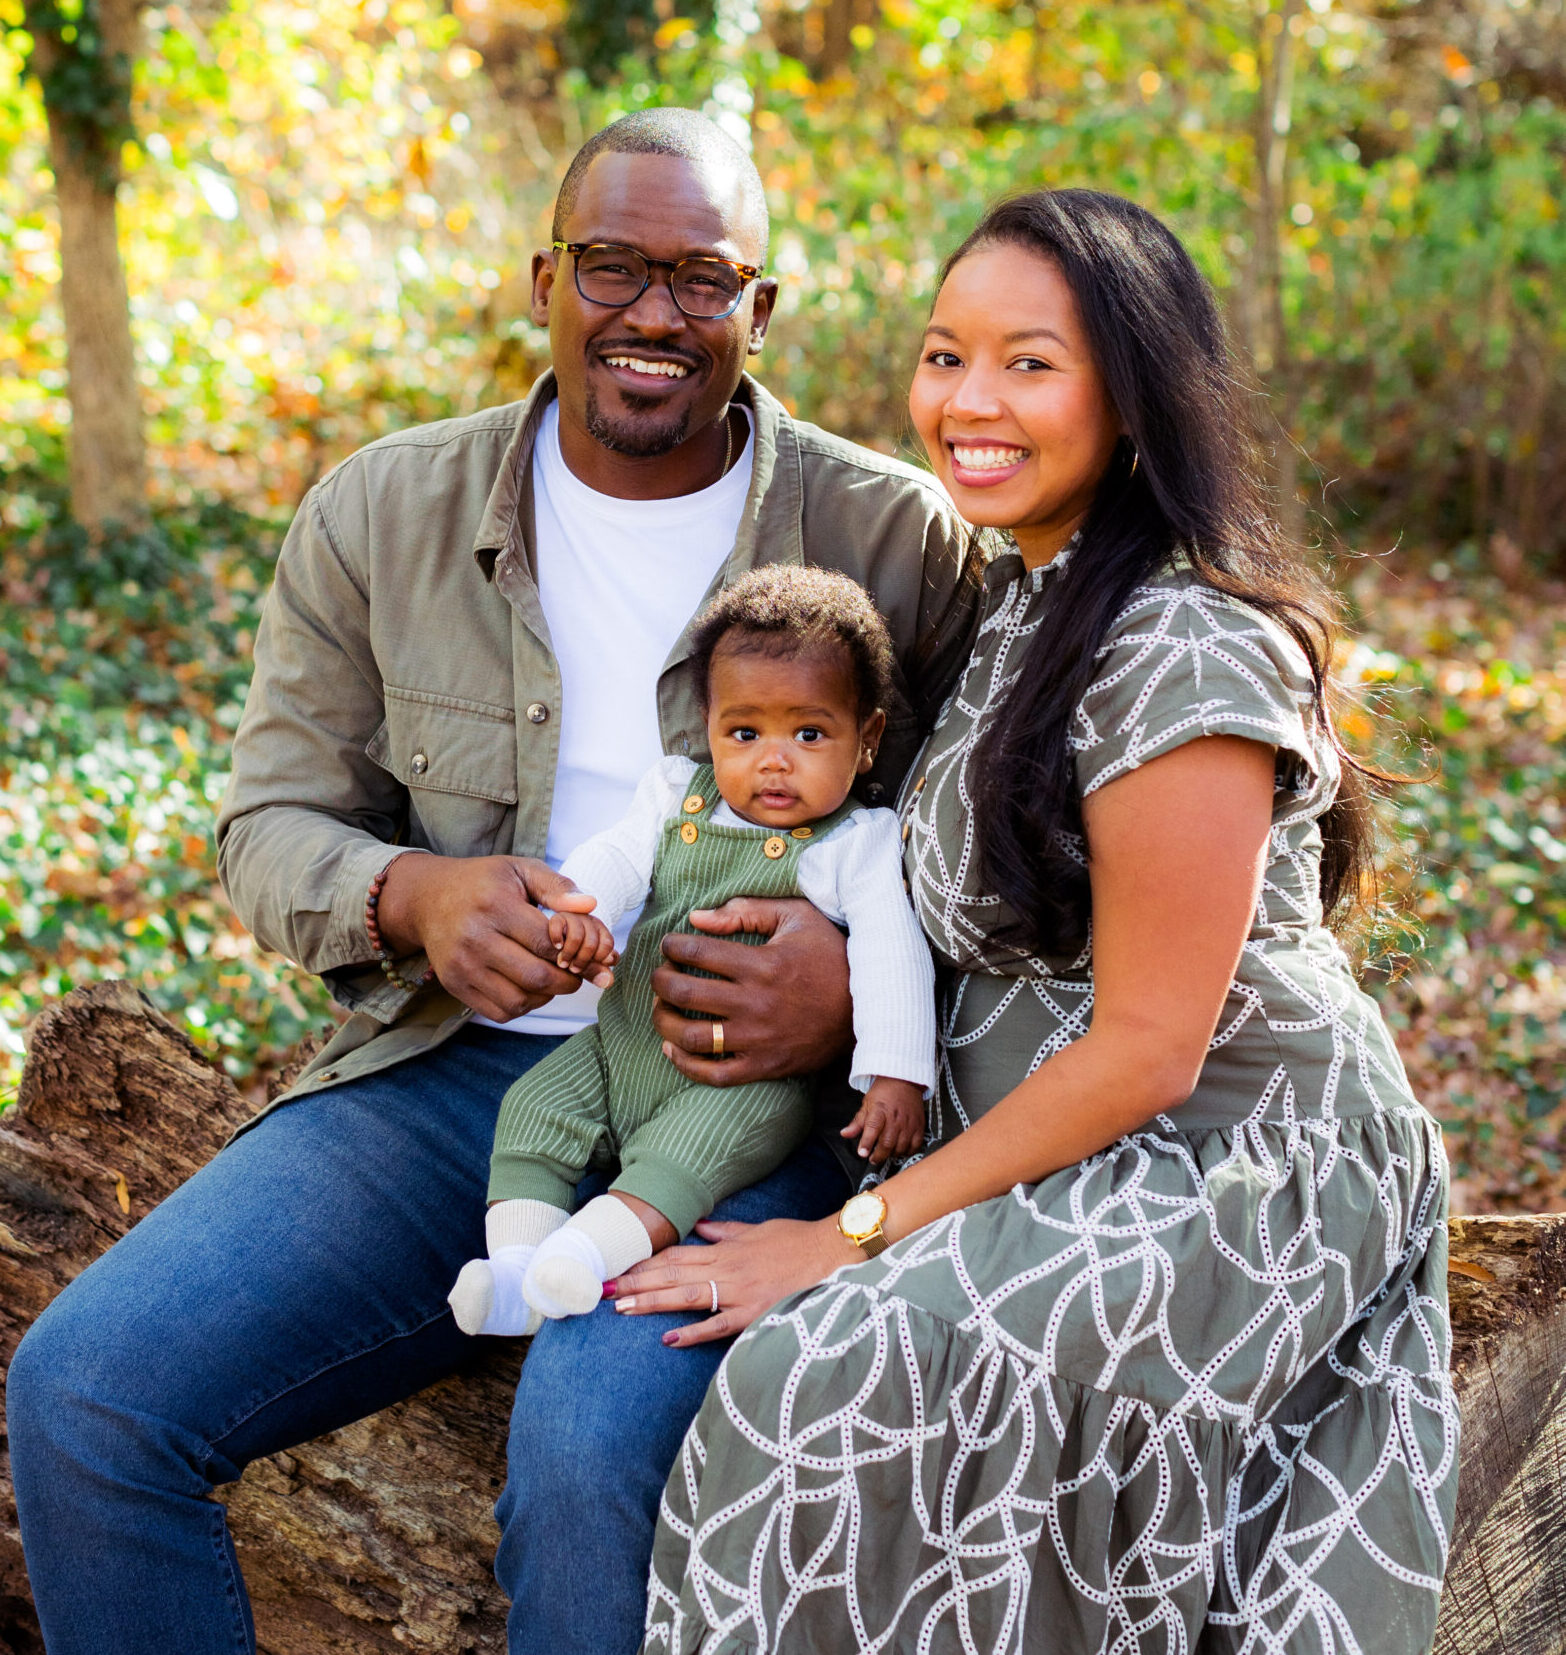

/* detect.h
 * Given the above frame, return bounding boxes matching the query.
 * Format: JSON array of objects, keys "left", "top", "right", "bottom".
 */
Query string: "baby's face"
[{"left": 705, "top": 642, "right": 883, "bottom": 830}]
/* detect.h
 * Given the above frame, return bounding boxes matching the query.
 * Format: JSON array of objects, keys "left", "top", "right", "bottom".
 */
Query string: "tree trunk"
[
  {"left": 2, "top": 982, "right": 1565, "bottom": 1651},
  {"left": 26, "top": 0, "right": 149, "bottom": 532},
  {"left": 0, "top": 982, "right": 515, "bottom": 1653},
  {"left": 1247, "top": 0, "right": 1306, "bottom": 546}
]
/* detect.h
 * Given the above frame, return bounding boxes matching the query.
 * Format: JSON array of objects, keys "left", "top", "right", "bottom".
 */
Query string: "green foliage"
[
  {"left": 0, "top": 455, "right": 332, "bottom": 1111},
  {"left": 0, "top": 0, "right": 1561, "bottom": 1205},
  {"left": 20, "top": 0, "right": 135, "bottom": 186},
  {"left": 1345, "top": 573, "right": 1566, "bottom": 1210},
  {"left": 565, "top": 0, "right": 717, "bottom": 85}
]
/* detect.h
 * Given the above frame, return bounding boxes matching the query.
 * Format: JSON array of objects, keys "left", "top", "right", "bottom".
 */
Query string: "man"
[{"left": 6, "top": 109, "right": 976, "bottom": 1654}]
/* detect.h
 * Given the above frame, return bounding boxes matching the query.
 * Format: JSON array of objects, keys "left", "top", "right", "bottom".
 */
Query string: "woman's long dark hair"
[{"left": 946, "top": 189, "right": 1379, "bottom": 955}]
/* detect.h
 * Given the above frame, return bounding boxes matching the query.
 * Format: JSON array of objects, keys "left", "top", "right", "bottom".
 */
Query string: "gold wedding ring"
[{"left": 710, "top": 1020, "right": 725, "bottom": 1058}]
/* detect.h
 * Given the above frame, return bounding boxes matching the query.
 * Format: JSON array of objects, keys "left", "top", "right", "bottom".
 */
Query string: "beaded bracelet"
[{"left": 365, "top": 862, "right": 436, "bottom": 992}]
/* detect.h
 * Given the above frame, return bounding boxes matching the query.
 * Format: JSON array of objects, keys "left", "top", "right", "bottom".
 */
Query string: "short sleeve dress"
[{"left": 640, "top": 551, "right": 1460, "bottom": 1655}]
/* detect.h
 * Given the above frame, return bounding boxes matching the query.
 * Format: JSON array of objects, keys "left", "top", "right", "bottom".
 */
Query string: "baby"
[{"left": 448, "top": 565, "right": 935, "bottom": 1336}]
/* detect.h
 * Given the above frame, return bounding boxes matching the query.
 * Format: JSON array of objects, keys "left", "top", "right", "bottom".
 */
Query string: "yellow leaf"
[
  {"left": 654, "top": 17, "right": 696, "bottom": 48},
  {"left": 114, "top": 1174, "right": 130, "bottom": 1215}
]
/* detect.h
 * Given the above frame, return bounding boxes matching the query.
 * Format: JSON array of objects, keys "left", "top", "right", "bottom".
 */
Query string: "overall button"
[
  {"left": 410, "top": 751, "right": 428, "bottom": 776},
  {"left": 763, "top": 836, "right": 787, "bottom": 859},
  {"left": 682, "top": 794, "right": 705, "bottom": 814},
  {"left": 526, "top": 701, "right": 550, "bottom": 724},
  {"left": 790, "top": 826, "right": 813, "bottom": 839},
  {"left": 680, "top": 821, "right": 699, "bottom": 845}
]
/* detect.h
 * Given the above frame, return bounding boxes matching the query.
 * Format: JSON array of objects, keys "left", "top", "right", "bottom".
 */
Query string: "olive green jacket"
[{"left": 216, "top": 371, "right": 980, "bottom": 1119}]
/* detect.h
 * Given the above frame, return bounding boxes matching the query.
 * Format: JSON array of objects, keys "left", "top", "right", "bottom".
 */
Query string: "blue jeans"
[{"left": 5, "top": 1026, "right": 849, "bottom": 1655}]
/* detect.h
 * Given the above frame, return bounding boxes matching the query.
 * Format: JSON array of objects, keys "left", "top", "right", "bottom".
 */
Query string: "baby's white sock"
[
  {"left": 448, "top": 1200, "right": 568, "bottom": 1336},
  {"left": 523, "top": 1195, "right": 655, "bottom": 1319}
]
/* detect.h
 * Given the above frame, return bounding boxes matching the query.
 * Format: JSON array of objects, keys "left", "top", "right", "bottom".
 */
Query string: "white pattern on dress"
[{"left": 640, "top": 562, "right": 1460, "bottom": 1655}]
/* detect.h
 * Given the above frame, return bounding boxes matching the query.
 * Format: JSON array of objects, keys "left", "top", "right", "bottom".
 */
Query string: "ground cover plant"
[
  {"left": 1, "top": 0, "right": 1562, "bottom": 1209},
  {"left": 2, "top": 469, "right": 1562, "bottom": 1210}
]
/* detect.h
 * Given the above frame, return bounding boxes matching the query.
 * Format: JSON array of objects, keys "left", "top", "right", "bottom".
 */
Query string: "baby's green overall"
[{"left": 488, "top": 767, "right": 857, "bottom": 1237}]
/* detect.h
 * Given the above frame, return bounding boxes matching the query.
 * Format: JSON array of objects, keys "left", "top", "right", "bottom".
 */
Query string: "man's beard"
[{"left": 584, "top": 384, "right": 692, "bottom": 458}]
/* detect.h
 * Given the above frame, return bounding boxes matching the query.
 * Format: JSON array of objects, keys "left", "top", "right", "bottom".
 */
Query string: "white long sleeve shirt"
[{"left": 560, "top": 755, "right": 937, "bottom": 1097}]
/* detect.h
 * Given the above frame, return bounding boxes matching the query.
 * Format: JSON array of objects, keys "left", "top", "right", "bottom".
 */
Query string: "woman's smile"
[{"left": 947, "top": 440, "right": 1031, "bottom": 486}]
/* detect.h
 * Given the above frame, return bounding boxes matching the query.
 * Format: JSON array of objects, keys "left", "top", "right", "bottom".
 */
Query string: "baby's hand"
[
  {"left": 547, "top": 909, "right": 617, "bottom": 985},
  {"left": 840, "top": 1077, "right": 926, "bottom": 1166}
]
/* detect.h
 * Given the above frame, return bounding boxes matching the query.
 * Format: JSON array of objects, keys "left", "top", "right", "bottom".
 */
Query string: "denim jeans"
[{"left": 5, "top": 1025, "right": 849, "bottom": 1655}]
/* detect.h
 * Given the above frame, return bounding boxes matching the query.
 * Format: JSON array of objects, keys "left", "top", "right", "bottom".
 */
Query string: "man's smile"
[{"left": 596, "top": 349, "right": 699, "bottom": 392}]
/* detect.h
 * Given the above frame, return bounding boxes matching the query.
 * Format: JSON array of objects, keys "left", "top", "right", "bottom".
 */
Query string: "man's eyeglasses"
[{"left": 552, "top": 241, "right": 761, "bottom": 321}]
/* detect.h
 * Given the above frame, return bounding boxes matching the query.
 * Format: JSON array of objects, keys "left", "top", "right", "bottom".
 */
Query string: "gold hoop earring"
[{"left": 1128, "top": 447, "right": 1140, "bottom": 478}]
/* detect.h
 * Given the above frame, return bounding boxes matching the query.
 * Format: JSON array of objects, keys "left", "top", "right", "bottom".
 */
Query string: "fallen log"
[
  {"left": 0, "top": 982, "right": 1562, "bottom": 1653},
  {"left": 0, "top": 981, "right": 516, "bottom": 1654}
]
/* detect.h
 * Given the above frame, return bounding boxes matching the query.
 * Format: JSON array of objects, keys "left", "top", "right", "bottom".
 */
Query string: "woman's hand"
[{"left": 610, "top": 1217, "right": 854, "bottom": 1348}]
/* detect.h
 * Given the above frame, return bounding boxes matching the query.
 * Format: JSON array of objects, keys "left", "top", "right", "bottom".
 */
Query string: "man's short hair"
[{"left": 551, "top": 108, "right": 769, "bottom": 260}]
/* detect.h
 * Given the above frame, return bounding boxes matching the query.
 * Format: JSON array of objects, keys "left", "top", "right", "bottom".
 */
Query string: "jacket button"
[
  {"left": 526, "top": 702, "right": 550, "bottom": 724},
  {"left": 410, "top": 752, "right": 428, "bottom": 776},
  {"left": 865, "top": 782, "right": 885, "bottom": 804}
]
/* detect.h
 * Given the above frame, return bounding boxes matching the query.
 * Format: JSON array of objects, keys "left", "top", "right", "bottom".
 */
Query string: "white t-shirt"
[{"left": 478, "top": 399, "right": 754, "bottom": 1036}]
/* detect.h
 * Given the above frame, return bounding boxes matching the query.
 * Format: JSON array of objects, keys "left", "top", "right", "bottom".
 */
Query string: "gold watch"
[{"left": 837, "top": 1191, "right": 890, "bottom": 1259}]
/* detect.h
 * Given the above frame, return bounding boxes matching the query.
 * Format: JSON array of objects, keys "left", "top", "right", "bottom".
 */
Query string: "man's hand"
[
  {"left": 841, "top": 1077, "right": 926, "bottom": 1165},
  {"left": 650, "top": 898, "right": 852, "bottom": 1087},
  {"left": 376, "top": 853, "right": 597, "bottom": 1021}
]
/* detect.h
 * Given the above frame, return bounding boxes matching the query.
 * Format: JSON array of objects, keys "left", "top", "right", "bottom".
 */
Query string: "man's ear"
[
  {"left": 531, "top": 248, "right": 557, "bottom": 327},
  {"left": 747, "top": 277, "right": 779, "bottom": 356},
  {"left": 856, "top": 707, "right": 888, "bottom": 774}
]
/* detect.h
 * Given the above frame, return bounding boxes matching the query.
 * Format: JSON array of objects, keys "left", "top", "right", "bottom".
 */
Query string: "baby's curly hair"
[{"left": 689, "top": 565, "right": 896, "bottom": 720}]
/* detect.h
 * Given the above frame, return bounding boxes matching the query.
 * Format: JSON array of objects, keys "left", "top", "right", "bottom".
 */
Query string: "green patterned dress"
[{"left": 641, "top": 550, "right": 1459, "bottom": 1655}]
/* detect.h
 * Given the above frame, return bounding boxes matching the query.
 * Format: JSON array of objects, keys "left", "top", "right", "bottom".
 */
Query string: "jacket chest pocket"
[{"left": 367, "top": 686, "right": 519, "bottom": 858}]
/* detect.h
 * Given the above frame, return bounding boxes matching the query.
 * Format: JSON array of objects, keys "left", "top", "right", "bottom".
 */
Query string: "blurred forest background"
[{"left": 0, "top": 0, "right": 1562, "bottom": 1211}]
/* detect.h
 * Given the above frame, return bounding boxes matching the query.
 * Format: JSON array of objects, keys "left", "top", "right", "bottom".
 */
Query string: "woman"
[{"left": 616, "top": 189, "right": 1459, "bottom": 1654}]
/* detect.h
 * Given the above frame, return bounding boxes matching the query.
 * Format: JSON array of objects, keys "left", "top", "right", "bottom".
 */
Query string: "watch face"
[{"left": 841, "top": 1193, "right": 886, "bottom": 1237}]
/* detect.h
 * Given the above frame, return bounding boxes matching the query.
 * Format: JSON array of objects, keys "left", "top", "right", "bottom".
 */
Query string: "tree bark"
[
  {"left": 2, "top": 982, "right": 1564, "bottom": 1651},
  {"left": 1437, "top": 1214, "right": 1566, "bottom": 1655},
  {"left": 1246, "top": 0, "right": 1306, "bottom": 546},
  {"left": 25, "top": 0, "right": 149, "bottom": 532}
]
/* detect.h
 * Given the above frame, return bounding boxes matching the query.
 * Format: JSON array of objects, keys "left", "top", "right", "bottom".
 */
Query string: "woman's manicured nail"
[
  {"left": 661, "top": 1331, "right": 679, "bottom": 1347},
  {"left": 615, "top": 1296, "right": 636, "bottom": 1312},
  {"left": 602, "top": 1280, "right": 617, "bottom": 1298}
]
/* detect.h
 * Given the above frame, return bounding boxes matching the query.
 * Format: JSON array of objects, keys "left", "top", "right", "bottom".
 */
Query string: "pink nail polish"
[
  {"left": 602, "top": 1280, "right": 617, "bottom": 1299},
  {"left": 661, "top": 1331, "right": 679, "bottom": 1347}
]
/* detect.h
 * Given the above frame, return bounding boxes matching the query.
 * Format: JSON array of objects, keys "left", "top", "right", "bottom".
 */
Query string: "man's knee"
[{"left": 6, "top": 1292, "right": 129, "bottom": 1475}]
